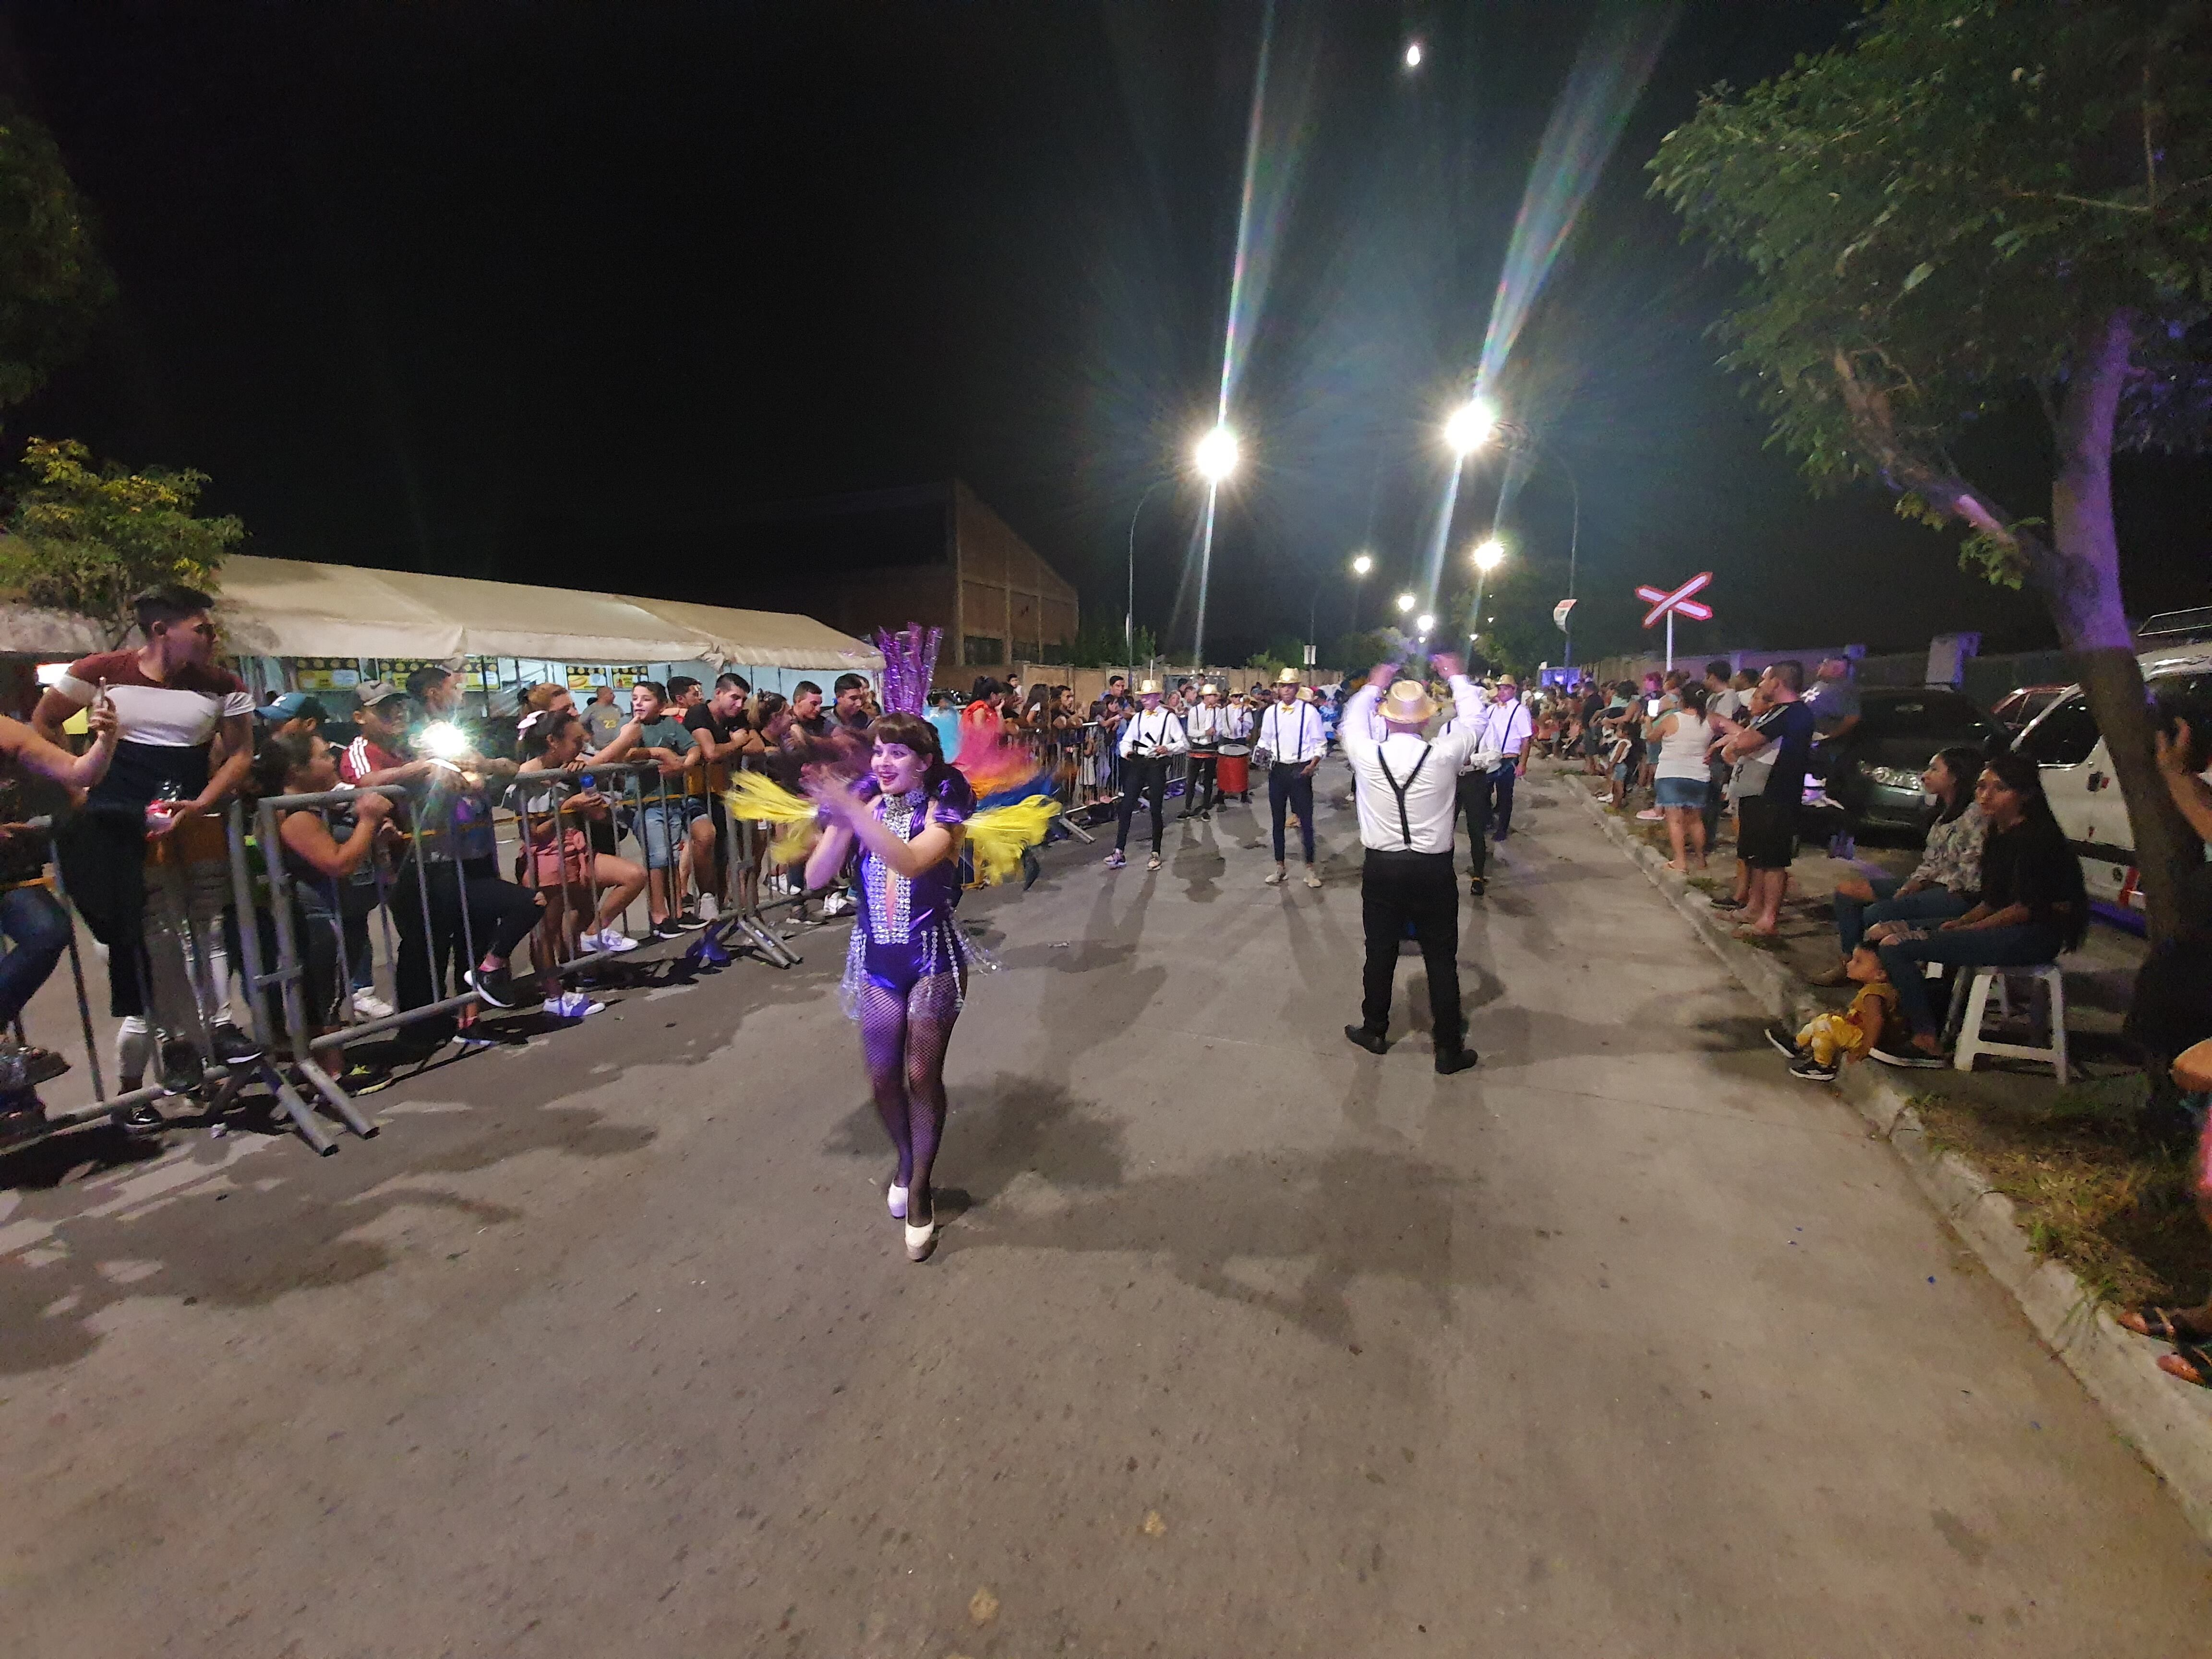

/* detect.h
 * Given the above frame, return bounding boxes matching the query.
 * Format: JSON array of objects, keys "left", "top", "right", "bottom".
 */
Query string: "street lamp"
[
  {"left": 1124, "top": 478, "right": 1171, "bottom": 671},
  {"left": 1194, "top": 424, "right": 1239, "bottom": 483},
  {"left": 1190, "top": 424, "right": 1240, "bottom": 669},
  {"left": 1349, "top": 552, "right": 1373, "bottom": 633},
  {"left": 1416, "top": 612, "right": 1435, "bottom": 635},
  {"left": 1472, "top": 537, "right": 1505, "bottom": 573},
  {"left": 1444, "top": 397, "right": 1496, "bottom": 457},
  {"left": 1443, "top": 402, "right": 1582, "bottom": 667},
  {"left": 1395, "top": 592, "right": 1416, "bottom": 615}
]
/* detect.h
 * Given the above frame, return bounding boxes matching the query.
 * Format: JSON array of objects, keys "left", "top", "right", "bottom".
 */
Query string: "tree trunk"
[{"left": 2042, "top": 309, "right": 2200, "bottom": 948}]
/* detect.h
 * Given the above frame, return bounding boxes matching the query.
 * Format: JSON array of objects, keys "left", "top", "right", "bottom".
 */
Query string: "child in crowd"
[{"left": 1768, "top": 947, "right": 1899, "bottom": 1082}]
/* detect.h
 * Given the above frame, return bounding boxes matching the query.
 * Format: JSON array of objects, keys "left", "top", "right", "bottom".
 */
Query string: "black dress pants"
[
  {"left": 1184, "top": 752, "right": 1219, "bottom": 815},
  {"left": 1456, "top": 771, "right": 1491, "bottom": 879},
  {"left": 1115, "top": 758, "right": 1168, "bottom": 853},
  {"left": 1358, "top": 850, "right": 1463, "bottom": 1048},
  {"left": 1268, "top": 764, "right": 1315, "bottom": 863}
]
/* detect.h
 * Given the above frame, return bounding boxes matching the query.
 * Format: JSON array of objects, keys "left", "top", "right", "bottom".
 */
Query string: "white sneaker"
[
  {"left": 350, "top": 989, "right": 394, "bottom": 1021},
  {"left": 696, "top": 894, "right": 720, "bottom": 922},
  {"left": 548, "top": 991, "right": 604, "bottom": 1021},
  {"left": 821, "top": 891, "right": 855, "bottom": 917},
  {"left": 589, "top": 926, "right": 640, "bottom": 954}
]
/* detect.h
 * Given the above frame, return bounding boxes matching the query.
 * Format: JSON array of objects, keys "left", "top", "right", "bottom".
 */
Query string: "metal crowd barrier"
[{"left": 0, "top": 751, "right": 821, "bottom": 1159}]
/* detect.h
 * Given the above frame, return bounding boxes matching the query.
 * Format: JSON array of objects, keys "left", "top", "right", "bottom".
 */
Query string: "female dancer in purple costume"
[{"left": 803, "top": 711, "right": 978, "bottom": 1262}]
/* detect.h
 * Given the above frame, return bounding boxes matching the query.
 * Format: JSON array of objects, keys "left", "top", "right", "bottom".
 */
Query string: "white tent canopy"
[{"left": 0, "top": 553, "right": 882, "bottom": 672}]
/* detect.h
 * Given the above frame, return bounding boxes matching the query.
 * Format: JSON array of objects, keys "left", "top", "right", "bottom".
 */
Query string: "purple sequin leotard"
[{"left": 839, "top": 784, "right": 975, "bottom": 1018}]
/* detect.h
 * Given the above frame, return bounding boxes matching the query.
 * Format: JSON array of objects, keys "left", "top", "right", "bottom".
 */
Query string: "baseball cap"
[
  {"left": 255, "top": 691, "right": 318, "bottom": 722},
  {"left": 354, "top": 679, "right": 409, "bottom": 708}
]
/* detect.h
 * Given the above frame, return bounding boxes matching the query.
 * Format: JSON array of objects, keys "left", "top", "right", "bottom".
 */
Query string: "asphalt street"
[{"left": 2, "top": 759, "right": 2206, "bottom": 1657}]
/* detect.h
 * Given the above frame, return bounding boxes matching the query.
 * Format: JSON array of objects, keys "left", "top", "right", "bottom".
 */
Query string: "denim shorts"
[
  {"left": 633, "top": 796, "right": 708, "bottom": 870},
  {"left": 1655, "top": 775, "right": 1708, "bottom": 808}
]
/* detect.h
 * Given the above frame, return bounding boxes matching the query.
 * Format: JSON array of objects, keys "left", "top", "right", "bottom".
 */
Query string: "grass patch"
[{"left": 1910, "top": 1076, "right": 2209, "bottom": 1308}]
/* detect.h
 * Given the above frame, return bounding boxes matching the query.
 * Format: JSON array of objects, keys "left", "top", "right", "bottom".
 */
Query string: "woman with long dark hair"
[
  {"left": 1811, "top": 745, "right": 1988, "bottom": 986},
  {"left": 803, "top": 711, "right": 980, "bottom": 1262},
  {"left": 1867, "top": 749, "right": 2086, "bottom": 1068}
]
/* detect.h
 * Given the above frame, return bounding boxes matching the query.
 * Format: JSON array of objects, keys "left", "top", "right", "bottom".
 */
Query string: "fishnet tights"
[{"left": 856, "top": 970, "right": 962, "bottom": 1224}]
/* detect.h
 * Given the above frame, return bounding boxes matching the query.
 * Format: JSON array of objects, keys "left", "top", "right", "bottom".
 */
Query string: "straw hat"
[
  {"left": 1275, "top": 666, "right": 1301, "bottom": 685},
  {"left": 1202, "top": 683, "right": 1220, "bottom": 696},
  {"left": 1138, "top": 679, "right": 1162, "bottom": 696},
  {"left": 1380, "top": 679, "right": 1436, "bottom": 724}
]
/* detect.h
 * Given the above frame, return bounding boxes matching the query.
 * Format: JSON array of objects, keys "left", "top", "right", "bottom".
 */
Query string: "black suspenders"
[{"left": 1376, "top": 743, "right": 1433, "bottom": 848}]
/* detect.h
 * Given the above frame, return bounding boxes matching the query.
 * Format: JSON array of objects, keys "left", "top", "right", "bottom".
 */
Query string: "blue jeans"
[
  {"left": 632, "top": 797, "right": 707, "bottom": 872},
  {"left": 1836, "top": 878, "right": 1971, "bottom": 956},
  {"left": 0, "top": 885, "right": 71, "bottom": 1029},
  {"left": 1877, "top": 924, "right": 2063, "bottom": 1039}
]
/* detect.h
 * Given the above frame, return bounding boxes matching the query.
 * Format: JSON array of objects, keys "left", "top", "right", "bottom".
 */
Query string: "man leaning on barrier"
[
  {"left": 0, "top": 695, "right": 120, "bottom": 1138},
  {"left": 34, "top": 583, "right": 264, "bottom": 1124}
]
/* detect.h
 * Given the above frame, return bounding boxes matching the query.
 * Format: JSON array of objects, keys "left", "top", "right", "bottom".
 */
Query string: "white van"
[{"left": 2012, "top": 629, "right": 2212, "bottom": 915}]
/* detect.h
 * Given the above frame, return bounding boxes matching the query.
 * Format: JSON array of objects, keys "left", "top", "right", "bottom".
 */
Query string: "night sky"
[{"left": 2, "top": 1, "right": 2205, "bottom": 668}]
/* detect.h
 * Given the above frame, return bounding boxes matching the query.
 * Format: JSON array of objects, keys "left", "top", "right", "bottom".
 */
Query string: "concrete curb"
[{"left": 1560, "top": 773, "right": 2212, "bottom": 1545}]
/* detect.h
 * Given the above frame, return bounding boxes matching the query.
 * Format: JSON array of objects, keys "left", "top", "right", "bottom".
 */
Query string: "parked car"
[
  {"left": 2014, "top": 650, "right": 2212, "bottom": 916},
  {"left": 1820, "top": 686, "right": 2006, "bottom": 838},
  {"left": 1989, "top": 683, "right": 2070, "bottom": 733}
]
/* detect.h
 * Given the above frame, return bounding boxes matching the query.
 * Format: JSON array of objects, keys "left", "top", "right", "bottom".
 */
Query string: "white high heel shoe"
[
  {"left": 887, "top": 1182, "right": 909, "bottom": 1220},
  {"left": 904, "top": 1217, "right": 938, "bottom": 1262}
]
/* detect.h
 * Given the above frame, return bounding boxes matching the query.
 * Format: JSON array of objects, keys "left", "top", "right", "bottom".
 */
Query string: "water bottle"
[{"left": 144, "top": 778, "right": 185, "bottom": 836}]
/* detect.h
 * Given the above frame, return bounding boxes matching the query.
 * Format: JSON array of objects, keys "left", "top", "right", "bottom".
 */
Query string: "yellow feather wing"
[
  {"left": 964, "top": 795, "right": 1060, "bottom": 886},
  {"left": 721, "top": 772, "right": 821, "bottom": 866}
]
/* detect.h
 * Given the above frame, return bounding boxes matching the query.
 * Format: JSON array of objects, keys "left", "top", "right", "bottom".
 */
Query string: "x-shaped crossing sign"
[{"left": 1637, "top": 571, "right": 1714, "bottom": 630}]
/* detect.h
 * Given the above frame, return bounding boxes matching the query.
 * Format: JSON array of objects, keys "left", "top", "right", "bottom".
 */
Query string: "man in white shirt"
[
  {"left": 1467, "top": 676, "right": 1534, "bottom": 847},
  {"left": 1339, "top": 655, "right": 1495, "bottom": 1074},
  {"left": 1106, "top": 680, "right": 1188, "bottom": 872},
  {"left": 1219, "top": 690, "right": 1254, "bottom": 802},
  {"left": 1179, "top": 684, "right": 1233, "bottom": 820},
  {"left": 1257, "top": 667, "right": 1329, "bottom": 888}
]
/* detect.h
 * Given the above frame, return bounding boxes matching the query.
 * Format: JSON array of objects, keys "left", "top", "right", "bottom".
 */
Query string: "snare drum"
[{"left": 1215, "top": 744, "right": 1251, "bottom": 796}]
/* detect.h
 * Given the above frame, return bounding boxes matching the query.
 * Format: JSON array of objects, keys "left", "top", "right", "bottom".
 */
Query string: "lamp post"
[
  {"left": 1350, "top": 551, "right": 1373, "bottom": 635},
  {"left": 1443, "top": 403, "right": 1582, "bottom": 666},
  {"left": 1125, "top": 477, "right": 1171, "bottom": 674},
  {"left": 1191, "top": 424, "right": 1239, "bottom": 671}
]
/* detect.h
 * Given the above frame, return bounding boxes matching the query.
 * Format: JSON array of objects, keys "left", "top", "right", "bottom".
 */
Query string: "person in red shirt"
[{"left": 33, "top": 584, "right": 260, "bottom": 1121}]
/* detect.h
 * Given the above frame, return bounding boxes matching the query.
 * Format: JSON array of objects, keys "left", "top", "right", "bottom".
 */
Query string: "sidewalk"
[{"left": 1561, "top": 762, "right": 2212, "bottom": 1543}]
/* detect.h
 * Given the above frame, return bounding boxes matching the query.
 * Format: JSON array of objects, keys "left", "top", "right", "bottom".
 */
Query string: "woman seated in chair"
[{"left": 1864, "top": 749, "right": 2085, "bottom": 1069}]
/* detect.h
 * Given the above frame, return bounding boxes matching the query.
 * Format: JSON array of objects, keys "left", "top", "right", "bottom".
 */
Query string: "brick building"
[{"left": 729, "top": 481, "right": 1077, "bottom": 687}]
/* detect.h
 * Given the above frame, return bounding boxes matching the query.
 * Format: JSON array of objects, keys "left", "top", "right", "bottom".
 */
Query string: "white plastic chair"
[{"left": 1946, "top": 963, "right": 2068, "bottom": 1084}]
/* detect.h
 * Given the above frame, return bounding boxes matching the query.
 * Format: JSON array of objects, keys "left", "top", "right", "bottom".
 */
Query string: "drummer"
[
  {"left": 1219, "top": 686, "right": 1254, "bottom": 804},
  {"left": 1179, "top": 683, "right": 1233, "bottom": 820}
]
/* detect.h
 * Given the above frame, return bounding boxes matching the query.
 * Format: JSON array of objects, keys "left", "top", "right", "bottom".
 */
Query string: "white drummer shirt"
[
  {"left": 1118, "top": 706, "right": 1190, "bottom": 759},
  {"left": 1186, "top": 703, "right": 1234, "bottom": 746},
  {"left": 1256, "top": 698, "right": 1327, "bottom": 767}
]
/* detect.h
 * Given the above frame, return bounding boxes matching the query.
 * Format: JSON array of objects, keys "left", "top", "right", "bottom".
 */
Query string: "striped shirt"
[{"left": 57, "top": 650, "right": 251, "bottom": 813}]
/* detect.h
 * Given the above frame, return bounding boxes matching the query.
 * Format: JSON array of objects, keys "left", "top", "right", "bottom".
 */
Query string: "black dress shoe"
[
  {"left": 1434, "top": 1047, "right": 1480, "bottom": 1075},
  {"left": 1344, "top": 1024, "right": 1390, "bottom": 1055}
]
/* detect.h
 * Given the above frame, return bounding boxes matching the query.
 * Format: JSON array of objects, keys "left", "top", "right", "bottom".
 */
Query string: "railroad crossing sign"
[
  {"left": 1633, "top": 572, "right": 1715, "bottom": 670},
  {"left": 1637, "top": 571, "right": 1714, "bottom": 629},
  {"left": 1551, "top": 598, "right": 1577, "bottom": 631}
]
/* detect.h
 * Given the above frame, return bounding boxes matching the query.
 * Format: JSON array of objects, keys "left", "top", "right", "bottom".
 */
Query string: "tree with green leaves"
[
  {"left": 0, "top": 101, "right": 113, "bottom": 411},
  {"left": 1651, "top": 0, "right": 2212, "bottom": 940},
  {"left": 3, "top": 439, "right": 243, "bottom": 646}
]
